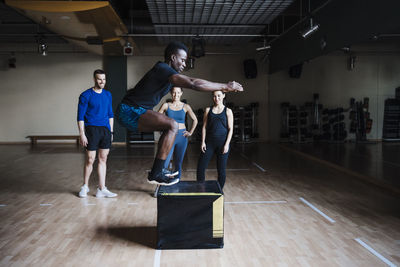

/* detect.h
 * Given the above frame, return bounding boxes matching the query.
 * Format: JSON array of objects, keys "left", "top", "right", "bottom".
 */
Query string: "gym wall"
[
  {"left": 127, "top": 49, "right": 269, "bottom": 141},
  {"left": 268, "top": 43, "right": 400, "bottom": 141},
  {"left": 0, "top": 53, "right": 102, "bottom": 142},
  {"left": 0, "top": 45, "right": 270, "bottom": 142}
]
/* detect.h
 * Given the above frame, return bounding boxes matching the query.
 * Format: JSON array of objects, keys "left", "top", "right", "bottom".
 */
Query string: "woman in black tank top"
[{"left": 196, "top": 91, "right": 234, "bottom": 189}]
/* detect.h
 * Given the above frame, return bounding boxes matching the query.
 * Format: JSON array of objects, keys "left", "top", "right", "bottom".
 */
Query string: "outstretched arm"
[{"left": 169, "top": 74, "right": 243, "bottom": 93}]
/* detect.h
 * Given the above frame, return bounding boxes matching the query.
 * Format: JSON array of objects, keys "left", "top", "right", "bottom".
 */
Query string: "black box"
[{"left": 157, "top": 181, "right": 224, "bottom": 249}]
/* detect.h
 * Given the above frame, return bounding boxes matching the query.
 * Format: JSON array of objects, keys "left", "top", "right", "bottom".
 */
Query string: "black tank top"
[{"left": 206, "top": 106, "right": 228, "bottom": 138}]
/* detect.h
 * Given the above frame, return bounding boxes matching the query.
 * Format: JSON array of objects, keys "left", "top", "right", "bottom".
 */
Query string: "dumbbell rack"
[
  {"left": 382, "top": 98, "right": 400, "bottom": 141},
  {"left": 349, "top": 97, "right": 374, "bottom": 143},
  {"left": 233, "top": 103, "right": 259, "bottom": 143}
]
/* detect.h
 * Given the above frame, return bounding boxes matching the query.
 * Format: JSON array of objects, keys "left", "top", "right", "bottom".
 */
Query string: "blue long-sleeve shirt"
[{"left": 77, "top": 88, "right": 113, "bottom": 130}]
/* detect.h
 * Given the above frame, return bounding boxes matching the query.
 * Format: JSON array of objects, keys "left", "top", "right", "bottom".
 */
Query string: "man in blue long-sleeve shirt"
[{"left": 77, "top": 69, "right": 117, "bottom": 198}]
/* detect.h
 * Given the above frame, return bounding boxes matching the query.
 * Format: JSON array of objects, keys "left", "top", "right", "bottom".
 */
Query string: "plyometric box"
[{"left": 157, "top": 181, "right": 224, "bottom": 249}]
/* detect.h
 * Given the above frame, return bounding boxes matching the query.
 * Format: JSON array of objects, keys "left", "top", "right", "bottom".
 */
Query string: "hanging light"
[
  {"left": 256, "top": 38, "right": 271, "bottom": 51},
  {"left": 301, "top": 17, "right": 320, "bottom": 38}
]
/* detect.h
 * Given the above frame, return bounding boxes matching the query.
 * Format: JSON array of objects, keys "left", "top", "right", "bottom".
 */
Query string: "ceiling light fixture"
[
  {"left": 256, "top": 38, "right": 271, "bottom": 51},
  {"left": 256, "top": 45, "right": 271, "bottom": 51},
  {"left": 300, "top": 0, "right": 320, "bottom": 39},
  {"left": 301, "top": 17, "right": 319, "bottom": 38}
]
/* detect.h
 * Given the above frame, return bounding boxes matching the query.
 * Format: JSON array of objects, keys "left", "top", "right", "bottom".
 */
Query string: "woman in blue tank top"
[
  {"left": 158, "top": 87, "right": 198, "bottom": 179},
  {"left": 196, "top": 90, "right": 234, "bottom": 189}
]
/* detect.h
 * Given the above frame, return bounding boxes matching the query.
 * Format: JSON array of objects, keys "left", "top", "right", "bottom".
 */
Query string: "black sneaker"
[{"left": 148, "top": 169, "right": 179, "bottom": 186}]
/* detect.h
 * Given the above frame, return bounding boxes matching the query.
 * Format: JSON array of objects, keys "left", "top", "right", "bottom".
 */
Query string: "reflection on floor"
[
  {"left": 281, "top": 142, "right": 400, "bottom": 191},
  {"left": 0, "top": 143, "right": 399, "bottom": 266}
]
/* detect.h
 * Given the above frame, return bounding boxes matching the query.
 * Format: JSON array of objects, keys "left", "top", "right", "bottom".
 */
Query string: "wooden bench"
[{"left": 26, "top": 135, "right": 80, "bottom": 146}]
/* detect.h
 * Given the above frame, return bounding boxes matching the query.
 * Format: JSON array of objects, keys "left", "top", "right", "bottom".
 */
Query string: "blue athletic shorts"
[{"left": 116, "top": 103, "right": 147, "bottom": 132}]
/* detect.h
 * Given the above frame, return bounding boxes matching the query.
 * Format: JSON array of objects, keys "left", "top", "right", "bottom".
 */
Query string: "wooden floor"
[
  {"left": 0, "top": 143, "right": 399, "bottom": 266},
  {"left": 283, "top": 142, "right": 400, "bottom": 190}
]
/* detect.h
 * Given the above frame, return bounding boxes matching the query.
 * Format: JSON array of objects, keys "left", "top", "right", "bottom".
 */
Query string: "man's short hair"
[
  {"left": 93, "top": 69, "right": 105, "bottom": 78},
  {"left": 164, "top": 41, "right": 188, "bottom": 62}
]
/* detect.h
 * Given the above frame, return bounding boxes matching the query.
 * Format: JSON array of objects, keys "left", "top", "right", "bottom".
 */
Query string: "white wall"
[
  {"left": 0, "top": 45, "right": 270, "bottom": 142},
  {"left": 268, "top": 45, "right": 400, "bottom": 141},
  {"left": 127, "top": 50, "right": 269, "bottom": 140},
  {"left": 0, "top": 53, "right": 102, "bottom": 142}
]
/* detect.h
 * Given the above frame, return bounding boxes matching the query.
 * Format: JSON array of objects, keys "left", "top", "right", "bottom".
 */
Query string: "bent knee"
[{"left": 168, "top": 120, "right": 179, "bottom": 134}]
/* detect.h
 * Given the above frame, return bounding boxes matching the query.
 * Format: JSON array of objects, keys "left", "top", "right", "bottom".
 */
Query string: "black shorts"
[{"left": 85, "top": 126, "right": 111, "bottom": 151}]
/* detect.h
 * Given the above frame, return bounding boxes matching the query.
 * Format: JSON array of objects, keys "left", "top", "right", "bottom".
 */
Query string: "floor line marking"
[
  {"left": 299, "top": 197, "right": 335, "bottom": 223},
  {"left": 252, "top": 162, "right": 266, "bottom": 172},
  {"left": 355, "top": 238, "right": 397, "bottom": 267},
  {"left": 226, "top": 201, "right": 287, "bottom": 204},
  {"left": 153, "top": 249, "right": 161, "bottom": 267},
  {"left": 127, "top": 202, "right": 138, "bottom": 205},
  {"left": 84, "top": 203, "right": 96, "bottom": 206},
  {"left": 40, "top": 203, "right": 52, "bottom": 206}
]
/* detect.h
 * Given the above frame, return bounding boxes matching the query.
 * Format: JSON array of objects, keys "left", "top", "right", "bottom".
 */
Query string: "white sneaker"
[
  {"left": 96, "top": 187, "right": 117, "bottom": 198},
  {"left": 79, "top": 185, "right": 89, "bottom": 198}
]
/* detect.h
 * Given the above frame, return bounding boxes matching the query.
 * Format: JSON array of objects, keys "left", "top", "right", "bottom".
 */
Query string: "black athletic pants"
[{"left": 196, "top": 136, "right": 230, "bottom": 189}]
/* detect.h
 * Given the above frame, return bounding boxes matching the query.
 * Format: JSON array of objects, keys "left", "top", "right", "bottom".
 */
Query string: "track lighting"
[{"left": 301, "top": 18, "right": 319, "bottom": 38}]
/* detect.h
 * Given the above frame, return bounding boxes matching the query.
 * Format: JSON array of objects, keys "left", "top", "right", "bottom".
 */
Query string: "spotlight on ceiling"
[
  {"left": 38, "top": 40, "right": 48, "bottom": 56},
  {"left": 301, "top": 18, "right": 320, "bottom": 38},
  {"left": 191, "top": 37, "right": 205, "bottom": 58}
]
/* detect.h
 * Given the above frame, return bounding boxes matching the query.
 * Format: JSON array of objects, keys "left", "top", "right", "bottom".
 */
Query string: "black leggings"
[{"left": 196, "top": 136, "right": 230, "bottom": 189}]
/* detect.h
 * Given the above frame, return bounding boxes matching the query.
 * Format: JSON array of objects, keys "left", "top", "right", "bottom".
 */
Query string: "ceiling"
[{"left": 0, "top": 0, "right": 305, "bottom": 55}]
